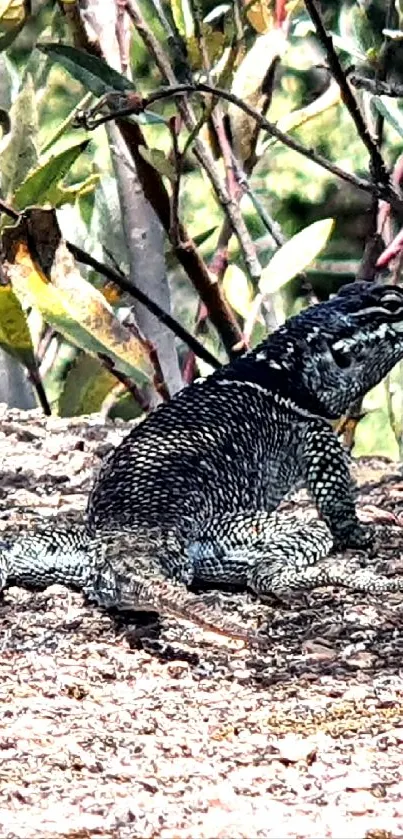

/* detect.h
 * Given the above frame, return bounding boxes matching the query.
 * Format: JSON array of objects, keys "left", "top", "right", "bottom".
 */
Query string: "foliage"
[{"left": 0, "top": 0, "right": 402, "bottom": 456}]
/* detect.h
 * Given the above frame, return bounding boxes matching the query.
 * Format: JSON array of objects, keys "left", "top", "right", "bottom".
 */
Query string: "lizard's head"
[{"left": 289, "top": 281, "right": 403, "bottom": 418}]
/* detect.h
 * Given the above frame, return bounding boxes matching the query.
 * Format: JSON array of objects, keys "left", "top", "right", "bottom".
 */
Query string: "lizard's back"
[{"left": 87, "top": 377, "right": 301, "bottom": 538}]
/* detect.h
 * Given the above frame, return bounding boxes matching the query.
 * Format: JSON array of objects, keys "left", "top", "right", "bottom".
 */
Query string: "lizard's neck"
[{"left": 211, "top": 330, "right": 319, "bottom": 412}]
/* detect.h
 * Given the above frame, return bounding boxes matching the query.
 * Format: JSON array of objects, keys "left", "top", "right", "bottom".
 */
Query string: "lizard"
[{"left": 2, "top": 280, "right": 403, "bottom": 646}]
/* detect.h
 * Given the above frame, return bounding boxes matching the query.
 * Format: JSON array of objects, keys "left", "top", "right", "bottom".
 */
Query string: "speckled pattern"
[{"left": 2, "top": 282, "right": 403, "bottom": 640}]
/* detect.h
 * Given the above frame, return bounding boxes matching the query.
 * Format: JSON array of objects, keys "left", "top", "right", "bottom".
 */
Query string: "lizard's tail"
[
  {"left": 0, "top": 528, "right": 266, "bottom": 649},
  {"left": 91, "top": 533, "right": 267, "bottom": 648},
  {"left": 116, "top": 575, "right": 267, "bottom": 648},
  {"left": 0, "top": 527, "right": 95, "bottom": 593}
]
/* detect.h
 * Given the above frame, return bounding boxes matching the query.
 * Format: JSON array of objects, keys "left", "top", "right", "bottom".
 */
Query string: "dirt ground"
[{"left": 1, "top": 405, "right": 403, "bottom": 839}]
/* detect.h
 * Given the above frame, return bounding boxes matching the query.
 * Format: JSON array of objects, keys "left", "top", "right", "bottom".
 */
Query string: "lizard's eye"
[
  {"left": 380, "top": 289, "right": 403, "bottom": 313},
  {"left": 330, "top": 340, "right": 353, "bottom": 369}
]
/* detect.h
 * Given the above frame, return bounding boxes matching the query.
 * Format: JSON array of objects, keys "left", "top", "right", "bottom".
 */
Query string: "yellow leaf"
[
  {"left": 245, "top": 0, "right": 274, "bottom": 34},
  {"left": 223, "top": 264, "right": 253, "bottom": 317},
  {"left": 170, "top": 0, "right": 194, "bottom": 38},
  {"left": 187, "top": 26, "right": 226, "bottom": 69},
  {"left": 9, "top": 242, "right": 152, "bottom": 385},
  {"left": 229, "top": 29, "right": 288, "bottom": 162},
  {"left": 0, "top": 282, "right": 35, "bottom": 368},
  {"left": 2, "top": 210, "right": 153, "bottom": 387},
  {"left": 0, "top": 0, "right": 26, "bottom": 30},
  {"left": 259, "top": 218, "right": 335, "bottom": 295}
]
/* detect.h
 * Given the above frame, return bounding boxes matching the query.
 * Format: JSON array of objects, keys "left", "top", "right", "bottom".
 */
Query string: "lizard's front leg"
[{"left": 300, "top": 420, "right": 373, "bottom": 550}]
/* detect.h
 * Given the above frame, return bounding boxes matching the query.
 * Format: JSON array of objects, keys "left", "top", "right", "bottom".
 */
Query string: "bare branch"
[
  {"left": 82, "top": 84, "right": 403, "bottom": 213},
  {"left": 125, "top": 0, "right": 263, "bottom": 285}
]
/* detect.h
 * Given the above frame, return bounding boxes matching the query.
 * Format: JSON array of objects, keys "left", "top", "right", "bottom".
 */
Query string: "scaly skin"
[{"left": 2, "top": 282, "right": 403, "bottom": 644}]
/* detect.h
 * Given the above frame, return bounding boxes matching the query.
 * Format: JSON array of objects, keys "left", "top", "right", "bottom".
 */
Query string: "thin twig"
[
  {"left": 141, "top": 338, "right": 171, "bottom": 403},
  {"left": 376, "top": 227, "right": 403, "bottom": 269},
  {"left": 116, "top": 0, "right": 131, "bottom": 77},
  {"left": 304, "top": 0, "right": 390, "bottom": 190},
  {"left": 190, "top": 0, "right": 237, "bottom": 195},
  {"left": 357, "top": 0, "right": 396, "bottom": 282},
  {"left": 350, "top": 76, "right": 403, "bottom": 98},
  {"left": 242, "top": 49, "right": 283, "bottom": 177},
  {"left": 0, "top": 198, "right": 19, "bottom": 220},
  {"left": 67, "top": 242, "right": 222, "bottom": 369},
  {"left": 149, "top": 0, "right": 191, "bottom": 82},
  {"left": 233, "top": 157, "right": 286, "bottom": 246},
  {"left": 167, "top": 115, "right": 184, "bottom": 247},
  {"left": 98, "top": 351, "right": 149, "bottom": 409},
  {"left": 27, "top": 368, "right": 52, "bottom": 416},
  {"left": 168, "top": 112, "right": 208, "bottom": 247}
]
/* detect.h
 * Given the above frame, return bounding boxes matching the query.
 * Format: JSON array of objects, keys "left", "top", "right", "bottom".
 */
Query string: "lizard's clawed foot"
[{"left": 331, "top": 522, "right": 376, "bottom": 554}]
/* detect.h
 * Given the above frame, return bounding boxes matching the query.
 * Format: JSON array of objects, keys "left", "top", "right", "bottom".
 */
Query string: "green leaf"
[
  {"left": 170, "top": 0, "right": 194, "bottom": 38},
  {"left": 0, "top": 25, "right": 20, "bottom": 50},
  {"left": 0, "top": 283, "right": 36, "bottom": 369},
  {"left": 138, "top": 146, "right": 176, "bottom": 181},
  {"left": 48, "top": 173, "right": 99, "bottom": 208},
  {"left": 13, "top": 140, "right": 90, "bottom": 210},
  {"left": 187, "top": 26, "right": 226, "bottom": 70},
  {"left": 38, "top": 44, "right": 164, "bottom": 126},
  {"left": 38, "top": 43, "right": 134, "bottom": 97},
  {"left": 40, "top": 91, "right": 92, "bottom": 156},
  {"left": 107, "top": 389, "right": 144, "bottom": 421},
  {"left": 193, "top": 225, "right": 218, "bottom": 247},
  {"left": 223, "top": 264, "right": 253, "bottom": 317},
  {"left": 58, "top": 354, "right": 117, "bottom": 417},
  {"left": 2, "top": 74, "right": 38, "bottom": 199},
  {"left": 371, "top": 96, "right": 403, "bottom": 139},
  {"left": 259, "top": 218, "right": 335, "bottom": 295}
]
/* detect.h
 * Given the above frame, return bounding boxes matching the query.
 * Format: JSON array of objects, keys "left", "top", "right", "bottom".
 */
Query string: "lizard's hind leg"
[
  {"left": 188, "top": 512, "right": 403, "bottom": 598},
  {"left": 188, "top": 512, "right": 333, "bottom": 595}
]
